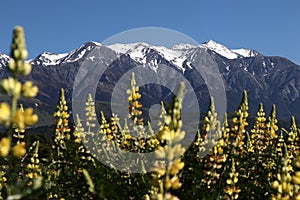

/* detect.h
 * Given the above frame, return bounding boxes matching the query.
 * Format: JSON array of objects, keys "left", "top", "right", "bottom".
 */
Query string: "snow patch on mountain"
[
  {"left": 232, "top": 48, "right": 258, "bottom": 58},
  {"left": 152, "top": 46, "right": 183, "bottom": 61},
  {"left": 108, "top": 42, "right": 193, "bottom": 72},
  {"left": 44, "top": 52, "right": 68, "bottom": 61},
  {"left": 108, "top": 43, "right": 150, "bottom": 55},
  {"left": 171, "top": 56, "right": 187, "bottom": 72},
  {"left": 108, "top": 42, "right": 186, "bottom": 61},
  {"left": 66, "top": 48, "right": 87, "bottom": 62},
  {"left": 171, "top": 43, "right": 197, "bottom": 50},
  {"left": 30, "top": 52, "right": 68, "bottom": 66},
  {"left": 200, "top": 40, "right": 240, "bottom": 59},
  {"left": 0, "top": 53, "right": 10, "bottom": 68},
  {"left": 0, "top": 53, "right": 10, "bottom": 60},
  {"left": 91, "top": 41, "right": 102, "bottom": 46},
  {"left": 128, "top": 43, "right": 152, "bottom": 63}
]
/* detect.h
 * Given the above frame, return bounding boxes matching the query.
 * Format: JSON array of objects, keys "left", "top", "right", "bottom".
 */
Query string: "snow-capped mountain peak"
[
  {"left": 30, "top": 42, "right": 103, "bottom": 66},
  {"left": 107, "top": 41, "right": 264, "bottom": 73},
  {"left": 32, "top": 52, "right": 69, "bottom": 66},
  {"left": 199, "top": 40, "right": 260, "bottom": 59},
  {"left": 171, "top": 43, "right": 197, "bottom": 50},
  {"left": 22, "top": 40, "right": 264, "bottom": 68},
  {"left": 200, "top": 40, "right": 240, "bottom": 59},
  {"left": 90, "top": 41, "right": 102, "bottom": 46},
  {"left": 108, "top": 42, "right": 150, "bottom": 55},
  {"left": 108, "top": 42, "right": 191, "bottom": 72}
]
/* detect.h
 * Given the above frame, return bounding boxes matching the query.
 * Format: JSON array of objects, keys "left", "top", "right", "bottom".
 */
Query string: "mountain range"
[{"left": 0, "top": 40, "right": 299, "bottom": 128}]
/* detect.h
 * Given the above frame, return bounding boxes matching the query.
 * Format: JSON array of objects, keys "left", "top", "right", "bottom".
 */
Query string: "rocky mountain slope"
[{"left": 0, "top": 40, "right": 299, "bottom": 125}]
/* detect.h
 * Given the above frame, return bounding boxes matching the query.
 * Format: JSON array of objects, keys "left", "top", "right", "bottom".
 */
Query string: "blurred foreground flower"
[
  {"left": 22, "top": 81, "right": 38, "bottom": 98},
  {"left": 0, "top": 138, "right": 10, "bottom": 157},
  {"left": 12, "top": 142, "right": 26, "bottom": 158},
  {"left": 14, "top": 107, "right": 38, "bottom": 130},
  {"left": 0, "top": 103, "right": 11, "bottom": 126}
]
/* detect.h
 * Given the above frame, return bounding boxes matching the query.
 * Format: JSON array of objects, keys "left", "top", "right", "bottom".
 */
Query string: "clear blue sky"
[{"left": 0, "top": 0, "right": 299, "bottom": 64}]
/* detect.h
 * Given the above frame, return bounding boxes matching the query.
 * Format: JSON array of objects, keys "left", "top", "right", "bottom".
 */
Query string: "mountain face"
[{"left": 0, "top": 40, "right": 299, "bottom": 125}]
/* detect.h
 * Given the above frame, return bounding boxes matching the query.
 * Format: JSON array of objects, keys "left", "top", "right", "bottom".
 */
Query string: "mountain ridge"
[
  {"left": 0, "top": 40, "right": 264, "bottom": 68},
  {"left": 0, "top": 40, "right": 299, "bottom": 124}
]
